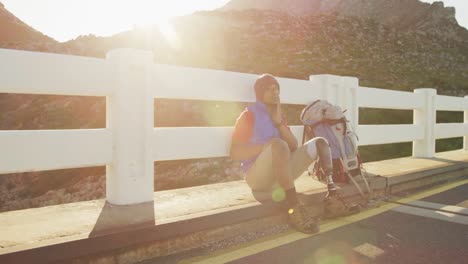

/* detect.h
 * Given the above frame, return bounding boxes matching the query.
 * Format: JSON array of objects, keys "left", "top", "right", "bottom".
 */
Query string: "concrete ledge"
[
  {"left": 1, "top": 150, "right": 467, "bottom": 263},
  {"left": 365, "top": 150, "right": 468, "bottom": 194},
  {"left": 0, "top": 175, "right": 330, "bottom": 264}
]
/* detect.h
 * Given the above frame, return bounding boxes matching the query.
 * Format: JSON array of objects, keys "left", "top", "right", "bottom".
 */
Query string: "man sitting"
[{"left": 230, "top": 73, "right": 337, "bottom": 234}]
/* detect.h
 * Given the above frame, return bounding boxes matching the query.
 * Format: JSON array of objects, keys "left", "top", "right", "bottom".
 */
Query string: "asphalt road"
[
  {"left": 228, "top": 182, "right": 468, "bottom": 264},
  {"left": 176, "top": 180, "right": 468, "bottom": 264}
]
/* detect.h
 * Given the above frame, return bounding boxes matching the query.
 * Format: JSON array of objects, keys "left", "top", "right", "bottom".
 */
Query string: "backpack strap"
[
  {"left": 302, "top": 125, "right": 307, "bottom": 145},
  {"left": 302, "top": 124, "right": 317, "bottom": 144},
  {"left": 300, "top": 100, "right": 321, "bottom": 123}
]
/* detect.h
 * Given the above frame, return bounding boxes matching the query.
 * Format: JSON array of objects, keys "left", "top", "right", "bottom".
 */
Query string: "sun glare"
[
  {"left": 84, "top": 0, "right": 181, "bottom": 47},
  {"left": 101, "top": 0, "right": 181, "bottom": 47},
  {"left": 1, "top": 0, "right": 231, "bottom": 42},
  {"left": 157, "top": 20, "right": 179, "bottom": 48}
]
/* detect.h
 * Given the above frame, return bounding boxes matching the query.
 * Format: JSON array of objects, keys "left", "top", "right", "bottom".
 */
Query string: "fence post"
[
  {"left": 309, "top": 75, "right": 359, "bottom": 129},
  {"left": 338, "top": 76, "right": 359, "bottom": 130},
  {"left": 464, "top": 95, "right": 468, "bottom": 150},
  {"left": 310, "top": 74, "right": 339, "bottom": 104},
  {"left": 413, "top": 88, "right": 436, "bottom": 158},
  {"left": 106, "top": 49, "right": 154, "bottom": 205}
]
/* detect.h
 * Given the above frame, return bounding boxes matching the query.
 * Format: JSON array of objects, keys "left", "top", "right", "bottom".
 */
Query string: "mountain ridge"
[
  {"left": 221, "top": 0, "right": 457, "bottom": 24},
  {"left": 0, "top": 2, "right": 56, "bottom": 44}
]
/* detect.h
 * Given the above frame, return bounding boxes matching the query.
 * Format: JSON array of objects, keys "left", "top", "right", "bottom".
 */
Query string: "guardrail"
[{"left": 1, "top": 48, "right": 467, "bottom": 205}]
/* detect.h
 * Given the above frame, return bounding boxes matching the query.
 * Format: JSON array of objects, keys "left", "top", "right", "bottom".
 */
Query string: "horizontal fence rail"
[
  {"left": 152, "top": 126, "right": 305, "bottom": 161},
  {"left": 152, "top": 127, "right": 234, "bottom": 161},
  {"left": 0, "top": 48, "right": 467, "bottom": 205},
  {"left": 357, "top": 124, "right": 425, "bottom": 146},
  {"left": 0, "top": 49, "right": 115, "bottom": 96},
  {"left": 435, "top": 123, "right": 468, "bottom": 139},
  {"left": 435, "top": 95, "right": 467, "bottom": 111},
  {"left": 0, "top": 129, "right": 112, "bottom": 174},
  {"left": 358, "top": 87, "right": 424, "bottom": 110},
  {"left": 151, "top": 64, "right": 321, "bottom": 104}
]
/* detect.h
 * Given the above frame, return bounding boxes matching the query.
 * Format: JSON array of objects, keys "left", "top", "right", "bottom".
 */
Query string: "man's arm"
[
  {"left": 277, "top": 122, "right": 298, "bottom": 152},
  {"left": 271, "top": 104, "right": 298, "bottom": 152}
]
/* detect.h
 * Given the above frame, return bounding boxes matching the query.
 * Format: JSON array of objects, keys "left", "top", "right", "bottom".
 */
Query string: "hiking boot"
[
  {"left": 324, "top": 195, "right": 348, "bottom": 218},
  {"left": 287, "top": 204, "right": 319, "bottom": 234},
  {"left": 347, "top": 204, "right": 361, "bottom": 214}
]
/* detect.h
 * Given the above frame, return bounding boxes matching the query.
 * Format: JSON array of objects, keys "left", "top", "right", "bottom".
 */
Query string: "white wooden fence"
[{"left": 1, "top": 48, "right": 467, "bottom": 205}]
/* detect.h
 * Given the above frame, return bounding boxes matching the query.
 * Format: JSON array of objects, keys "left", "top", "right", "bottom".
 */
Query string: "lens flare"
[
  {"left": 314, "top": 247, "right": 346, "bottom": 264},
  {"left": 271, "top": 186, "right": 286, "bottom": 202},
  {"left": 200, "top": 102, "right": 245, "bottom": 127}
]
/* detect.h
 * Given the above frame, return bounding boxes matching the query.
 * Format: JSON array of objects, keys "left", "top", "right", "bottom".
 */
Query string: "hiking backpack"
[{"left": 300, "top": 100, "right": 361, "bottom": 182}]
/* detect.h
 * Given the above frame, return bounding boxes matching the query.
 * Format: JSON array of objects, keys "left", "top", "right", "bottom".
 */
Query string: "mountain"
[
  {"left": 222, "top": 0, "right": 466, "bottom": 40},
  {"left": 59, "top": 0, "right": 468, "bottom": 93},
  {"left": 1, "top": 0, "right": 467, "bottom": 211},
  {"left": 0, "top": 1, "right": 59, "bottom": 51},
  {"left": 222, "top": 0, "right": 457, "bottom": 25},
  {"left": 221, "top": 0, "right": 339, "bottom": 16}
]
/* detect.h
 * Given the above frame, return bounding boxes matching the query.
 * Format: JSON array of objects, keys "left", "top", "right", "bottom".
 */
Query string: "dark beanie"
[{"left": 254, "top": 74, "right": 280, "bottom": 100}]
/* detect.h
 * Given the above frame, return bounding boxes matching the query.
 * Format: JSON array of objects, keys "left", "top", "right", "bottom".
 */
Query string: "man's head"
[{"left": 254, "top": 74, "right": 280, "bottom": 104}]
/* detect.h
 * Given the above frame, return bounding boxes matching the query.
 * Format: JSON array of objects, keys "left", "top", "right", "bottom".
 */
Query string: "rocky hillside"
[
  {"left": 0, "top": 2, "right": 64, "bottom": 52},
  {"left": 222, "top": 0, "right": 340, "bottom": 16},
  {"left": 1, "top": 0, "right": 467, "bottom": 212},
  {"left": 61, "top": 1, "right": 468, "bottom": 94},
  {"left": 223, "top": 0, "right": 458, "bottom": 28},
  {"left": 222, "top": 0, "right": 468, "bottom": 41}
]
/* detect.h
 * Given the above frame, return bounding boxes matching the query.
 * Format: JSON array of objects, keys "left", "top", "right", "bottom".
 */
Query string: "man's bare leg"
[
  {"left": 245, "top": 138, "right": 320, "bottom": 234},
  {"left": 270, "top": 138, "right": 294, "bottom": 190},
  {"left": 290, "top": 137, "right": 337, "bottom": 193}
]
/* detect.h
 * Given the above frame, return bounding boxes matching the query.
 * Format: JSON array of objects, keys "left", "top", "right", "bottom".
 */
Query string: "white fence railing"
[{"left": 1, "top": 48, "right": 467, "bottom": 205}]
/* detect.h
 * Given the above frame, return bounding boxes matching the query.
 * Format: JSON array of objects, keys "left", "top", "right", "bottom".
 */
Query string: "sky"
[
  {"left": 1, "top": 0, "right": 230, "bottom": 42},
  {"left": 2, "top": 0, "right": 467, "bottom": 42}
]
